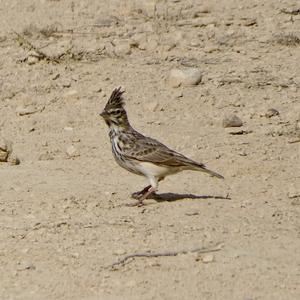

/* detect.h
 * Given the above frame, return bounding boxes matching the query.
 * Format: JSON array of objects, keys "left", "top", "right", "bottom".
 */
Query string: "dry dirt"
[{"left": 0, "top": 1, "right": 300, "bottom": 299}]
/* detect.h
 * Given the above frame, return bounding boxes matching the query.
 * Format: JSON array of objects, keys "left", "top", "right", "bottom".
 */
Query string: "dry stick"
[
  {"left": 110, "top": 243, "right": 223, "bottom": 268},
  {"left": 13, "top": 31, "right": 60, "bottom": 63}
]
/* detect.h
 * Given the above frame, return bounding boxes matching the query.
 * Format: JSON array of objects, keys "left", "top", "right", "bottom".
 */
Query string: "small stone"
[
  {"left": 291, "top": 198, "right": 300, "bottom": 206},
  {"left": 61, "top": 79, "right": 72, "bottom": 88},
  {"left": 190, "top": 39, "right": 200, "bottom": 47},
  {"left": 16, "top": 105, "right": 38, "bottom": 116},
  {"left": 0, "top": 137, "right": 12, "bottom": 162},
  {"left": 8, "top": 155, "right": 20, "bottom": 165},
  {"left": 66, "top": 145, "right": 80, "bottom": 158},
  {"left": 222, "top": 114, "right": 243, "bottom": 128},
  {"left": 174, "top": 90, "right": 183, "bottom": 98},
  {"left": 288, "top": 185, "right": 300, "bottom": 199},
  {"left": 202, "top": 253, "right": 214, "bottom": 263},
  {"left": 146, "top": 39, "right": 158, "bottom": 51},
  {"left": 38, "top": 152, "right": 54, "bottom": 161},
  {"left": 0, "top": 149, "right": 8, "bottom": 162},
  {"left": 27, "top": 55, "right": 39, "bottom": 65},
  {"left": 64, "top": 127, "right": 73, "bottom": 131},
  {"left": 113, "top": 249, "right": 126, "bottom": 255},
  {"left": 169, "top": 68, "right": 202, "bottom": 87},
  {"left": 265, "top": 108, "right": 279, "bottom": 118},
  {"left": 114, "top": 43, "right": 132, "bottom": 56},
  {"left": 17, "top": 261, "right": 35, "bottom": 271},
  {"left": 242, "top": 18, "right": 257, "bottom": 26},
  {"left": 226, "top": 128, "right": 252, "bottom": 135},
  {"left": 63, "top": 90, "right": 79, "bottom": 101}
]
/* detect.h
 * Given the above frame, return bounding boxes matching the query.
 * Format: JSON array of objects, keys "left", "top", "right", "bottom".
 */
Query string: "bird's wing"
[{"left": 123, "top": 132, "right": 205, "bottom": 168}]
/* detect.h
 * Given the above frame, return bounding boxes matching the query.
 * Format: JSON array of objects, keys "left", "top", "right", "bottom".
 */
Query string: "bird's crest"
[{"left": 104, "top": 87, "right": 125, "bottom": 111}]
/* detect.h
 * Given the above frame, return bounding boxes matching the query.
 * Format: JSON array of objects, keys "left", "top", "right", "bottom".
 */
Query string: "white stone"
[
  {"left": 169, "top": 68, "right": 202, "bottom": 87},
  {"left": 63, "top": 90, "right": 79, "bottom": 101},
  {"left": 202, "top": 253, "right": 214, "bottom": 263},
  {"left": 16, "top": 105, "right": 38, "bottom": 116},
  {"left": 114, "top": 43, "right": 132, "bottom": 56},
  {"left": 222, "top": 114, "right": 243, "bottom": 128},
  {"left": 66, "top": 145, "right": 80, "bottom": 158}
]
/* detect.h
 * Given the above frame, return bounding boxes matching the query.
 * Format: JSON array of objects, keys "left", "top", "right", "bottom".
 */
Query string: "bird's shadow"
[{"left": 146, "top": 192, "right": 231, "bottom": 202}]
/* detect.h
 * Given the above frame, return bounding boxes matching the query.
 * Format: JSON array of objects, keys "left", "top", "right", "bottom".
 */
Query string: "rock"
[
  {"left": 0, "top": 137, "right": 12, "bottom": 162},
  {"left": 114, "top": 43, "right": 132, "bottom": 56},
  {"left": 27, "top": 55, "right": 39, "bottom": 65},
  {"left": 8, "top": 155, "right": 20, "bottom": 165},
  {"left": 27, "top": 50, "right": 41, "bottom": 65},
  {"left": 265, "top": 108, "right": 279, "bottom": 118},
  {"left": 291, "top": 198, "right": 300, "bottom": 206},
  {"left": 17, "top": 261, "right": 35, "bottom": 271},
  {"left": 63, "top": 90, "right": 79, "bottom": 101},
  {"left": 113, "top": 249, "right": 126, "bottom": 255},
  {"left": 64, "top": 127, "right": 73, "bottom": 131},
  {"left": 202, "top": 253, "right": 214, "bottom": 263},
  {"left": 61, "top": 79, "right": 72, "bottom": 88},
  {"left": 169, "top": 68, "right": 202, "bottom": 87},
  {"left": 222, "top": 114, "right": 243, "bottom": 128},
  {"left": 174, "top": 90, "right": 183, "bottom": 98},
  {"left": 38, "top": 152, "right": 54, "bottom": 161},
  {"left": 0, "top": 149, "right": 8, "bottom": 162},
  {"left": 66, "top": 145, "right": 80, "bottom": 158},
  {"left": 288, "top": 185, "right": 300, "bottom": 199},
  {"left": 133, "top": 0, "right": 157, "bottom": 16},
  {"left": 16, "top": 105, "right": 39, "bottom": 116}
]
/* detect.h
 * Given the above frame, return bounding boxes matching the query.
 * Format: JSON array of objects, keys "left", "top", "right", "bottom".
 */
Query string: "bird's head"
[{"left": 100, "top": 87, "right": 129, "bottom": 129}]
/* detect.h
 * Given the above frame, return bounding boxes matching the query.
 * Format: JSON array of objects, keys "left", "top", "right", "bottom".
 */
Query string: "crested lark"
[{"left": 100, "top": 87, "right": 224, "bottom": 206}]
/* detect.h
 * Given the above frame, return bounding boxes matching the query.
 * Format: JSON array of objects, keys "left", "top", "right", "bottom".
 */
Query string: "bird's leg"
[
  {"left": 131, "top": 185, "right": 151, "bottom": 199},
  {"left": 127, "top": 186, "right": 156, "bottom": 207}
]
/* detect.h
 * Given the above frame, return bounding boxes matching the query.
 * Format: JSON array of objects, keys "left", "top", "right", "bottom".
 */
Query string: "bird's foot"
[
  {"left": 131, "top": 185, "right": 151, "bottom": 199},
  {"left": 128, "top": 186, "right": 156, "bottom": 206}
]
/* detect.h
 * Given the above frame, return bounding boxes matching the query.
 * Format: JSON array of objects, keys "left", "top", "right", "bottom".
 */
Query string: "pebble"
[
  {"left": 114, "top": 43, "right": 132, "bottom": 56},
  {"left": 17, "top": 261, "right": 35, "bottom": 271},
  {"left": 27, "top": 50, "right": 41, "bottom": 65},
  {"left": 113, "top": 249, "right": 127, "bottom": 255},
  {"left": 66, "top": 145, "right": 80, "bottom": 158},
  {"left": 265, "top": 108, "right": 279, "bottom": 118},
  {"left": 61, "top": 79, "right": 72, "bottom": 88},
  {"left": 169, "top": 68, "right": 202, "bottom": 87},
  {"left": 27, "top": 55, "right": 39, "bottom": 65},
  {"left": 0, "top": 137, "right": 12, "bottom": 162},
  {"left": 174, "top": 90, "right": 183, "bottom": 98},
  {"left": 63, "top": 90, "right": 79, "bottom": 101},
  {"left": 0, "top": 149, "right": 8, "bottom": 162},
  {"left": 8, "top": 155, "right": 20, "bottom": 165},
  {"left": 201, "top": 253, "right": 214, "bottom": 263},
  {"left": 222, "top": 114, "right": 243, "bottom": 128},
  {"left": 64, "top": 127, "right": 73, "bottom": 131},
  {"left": 288, "top": 185, "right": 300, "bottom": 199},
  {"left": 38, "top": 152, "right": 54, "bottom": 161},
  {"left": 16, "top": 105, "right": 39, "bottom": 116}
]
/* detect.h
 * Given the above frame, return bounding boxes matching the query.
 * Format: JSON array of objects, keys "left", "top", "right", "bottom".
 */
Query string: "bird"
[{"left": 100, "top": 87, "right": 224, "bottom": 206}]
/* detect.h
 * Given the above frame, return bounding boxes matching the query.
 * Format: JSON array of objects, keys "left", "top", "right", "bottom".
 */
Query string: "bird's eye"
[{"left": 115, "top": 109, "right": 121, "bottom": 114}]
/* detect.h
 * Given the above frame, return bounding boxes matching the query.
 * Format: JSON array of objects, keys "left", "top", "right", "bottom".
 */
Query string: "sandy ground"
[{"left": 0, "top": 0, "right": 300, "bottom": 299}]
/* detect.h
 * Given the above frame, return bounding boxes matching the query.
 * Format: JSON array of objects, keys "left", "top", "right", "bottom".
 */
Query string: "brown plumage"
[{"left": 100, "top": 87, "right": 224, "bottom": 206}]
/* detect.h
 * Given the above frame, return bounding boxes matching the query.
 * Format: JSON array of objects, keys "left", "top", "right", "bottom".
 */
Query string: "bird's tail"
[{"left": 191, "top": 163, "right": 224, "bottom": 179}]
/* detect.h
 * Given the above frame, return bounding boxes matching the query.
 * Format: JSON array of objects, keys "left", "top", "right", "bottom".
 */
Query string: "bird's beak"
[{"left": 99, "top": 111, "right": 108, "bottom": 119}]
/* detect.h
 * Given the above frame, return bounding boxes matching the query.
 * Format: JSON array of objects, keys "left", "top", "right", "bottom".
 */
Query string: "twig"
[
  {"left": 109, "top": 243, "right": 223, "bottom": 269},
  {"left": 13, "top": 31, "right": 60, "bottom": 63}
]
